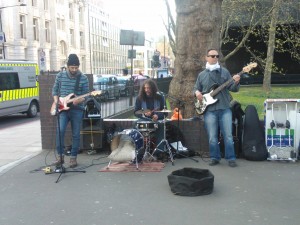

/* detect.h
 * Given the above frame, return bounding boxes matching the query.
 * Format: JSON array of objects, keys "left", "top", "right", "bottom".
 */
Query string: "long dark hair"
[{"left": 138, "top": 79, "right": 159, "bottom": 101}]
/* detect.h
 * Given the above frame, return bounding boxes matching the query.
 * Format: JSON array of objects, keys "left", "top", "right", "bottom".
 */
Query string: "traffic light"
[{"left": 152, "top": 55, "right": 161, "bottom": 68}]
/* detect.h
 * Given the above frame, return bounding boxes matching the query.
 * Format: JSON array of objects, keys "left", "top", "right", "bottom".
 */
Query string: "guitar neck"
[
  {"left": 66, "top": 92, "right": 91, "bottom": 103},
  {"left": 210, "top": 69, "right": 243, "bottom": 97}
]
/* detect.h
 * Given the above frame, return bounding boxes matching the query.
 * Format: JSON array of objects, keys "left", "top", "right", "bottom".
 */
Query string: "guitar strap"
[
  {"left": 74, "top": 74, "right": 81, "bottom": 94},
  {"left": 209, "top": 67, "right": 223, "bottom": 85}
]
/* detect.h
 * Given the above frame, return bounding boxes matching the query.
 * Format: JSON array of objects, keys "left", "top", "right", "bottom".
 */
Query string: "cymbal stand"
[
  {"left": 152, "top": 110, "right": 174, "bottom": 165},
  {"left": 142, "top": 131, "right": 156, "bottom": 162}
]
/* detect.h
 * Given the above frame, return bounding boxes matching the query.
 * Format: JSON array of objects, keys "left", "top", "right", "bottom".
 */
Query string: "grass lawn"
[{"left": 231, "top": 85, "right": 300, "bottom": 120}]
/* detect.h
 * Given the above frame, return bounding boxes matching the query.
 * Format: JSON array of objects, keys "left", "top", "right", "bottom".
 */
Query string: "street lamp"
[{"left": 0, "top": 3, "right": 26, "bottom": 59}]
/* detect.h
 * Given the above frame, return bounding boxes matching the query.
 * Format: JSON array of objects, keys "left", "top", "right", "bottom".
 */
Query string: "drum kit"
[
  {"left": 135, "top": 108, "right": 174, "bottom": 165},
  {"left": 107, "top": 108, "right": 174, "bottom": 169}
]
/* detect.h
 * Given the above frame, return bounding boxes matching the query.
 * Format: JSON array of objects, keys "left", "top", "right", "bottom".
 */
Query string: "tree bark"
[
  {"left": 169, "top": 0, "right": 223, "bottom": 118},
  {"left": 263, "top": 0, "right": 281, "bottom": 92}
]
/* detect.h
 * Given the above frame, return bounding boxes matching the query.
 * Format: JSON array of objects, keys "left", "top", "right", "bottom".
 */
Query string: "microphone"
[{"left": 157, "top": 91, "right": 167, "bottom": 96}]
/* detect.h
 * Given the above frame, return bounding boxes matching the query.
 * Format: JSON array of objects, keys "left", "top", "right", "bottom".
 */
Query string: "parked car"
[
  {"left": 93, "top": 74, "right": 122, "bottom": 101},
  {"left": 132, "top": 74, "right": 148, "bottom": 92},
  {"left": 116, "top": 76, "right": 133, "bottom": 97}
]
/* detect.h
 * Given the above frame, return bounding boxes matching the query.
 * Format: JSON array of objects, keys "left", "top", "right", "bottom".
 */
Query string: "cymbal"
[
  {"left": 135, "top": 109, "right": 151, "bottom": 114},
  {"left": 154, "top": 109, "right": 172, "bottom": 113}
]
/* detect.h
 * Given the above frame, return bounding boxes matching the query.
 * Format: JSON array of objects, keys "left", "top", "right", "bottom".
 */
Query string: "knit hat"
[{"left": 67, "top": 54, "right": 80, "bottom": 66}]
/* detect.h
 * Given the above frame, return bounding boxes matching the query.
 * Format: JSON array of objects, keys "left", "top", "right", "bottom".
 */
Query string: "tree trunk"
[
  {"left": 263, "top": 0, "right": 282, "bottom": 92},
  {"left": 169, "top": 0, "right": 223, "bottom": 118}
]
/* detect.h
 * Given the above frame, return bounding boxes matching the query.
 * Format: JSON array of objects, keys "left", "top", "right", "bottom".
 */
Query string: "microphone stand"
[
  {"left": 166, "top": 93, "right": 199, "bottom": 163},
  {"left": 54, "top": 81, "right": 86, "bottom": 183}
]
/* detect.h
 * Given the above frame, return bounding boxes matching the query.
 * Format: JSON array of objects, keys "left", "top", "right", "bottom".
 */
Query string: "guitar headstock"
[
  {"left": 91, "top": 91, "right": 102, "bottom": 96},
  {"left": 242, "top": 62, "right": 257, "bottom": 73}
]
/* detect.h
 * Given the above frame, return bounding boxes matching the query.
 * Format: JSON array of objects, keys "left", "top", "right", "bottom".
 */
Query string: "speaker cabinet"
[
  {"left": 82, "top": 118, "right": 103, "bottom": 131},
  {"left": 80, "top": 118, "right": 104, "bottom": 151}
]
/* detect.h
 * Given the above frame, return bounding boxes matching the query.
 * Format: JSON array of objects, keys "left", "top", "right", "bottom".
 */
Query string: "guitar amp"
[{"left": 80, "top": 118, "right": 104, "bottom": 153}]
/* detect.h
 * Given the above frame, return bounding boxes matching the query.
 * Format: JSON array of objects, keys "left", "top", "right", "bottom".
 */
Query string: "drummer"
[
  {"left": 134, "top": 79, "right": 166, "bottom": 121},
  {"left": 134, "top": 79, "right": 168, "bottom": 151}
]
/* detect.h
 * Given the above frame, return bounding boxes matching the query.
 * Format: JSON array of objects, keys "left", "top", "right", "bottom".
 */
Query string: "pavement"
[{"left": 0, "top": 118, "right": 300, "bottom": 225}]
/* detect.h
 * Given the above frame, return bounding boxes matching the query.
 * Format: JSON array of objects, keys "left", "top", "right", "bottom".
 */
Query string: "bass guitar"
[
  {"left": 195, "top": 62, "right": 257, "bottom": 115},
  {"left": 50, "top": 90, "right": 102, "bottom": 115}
]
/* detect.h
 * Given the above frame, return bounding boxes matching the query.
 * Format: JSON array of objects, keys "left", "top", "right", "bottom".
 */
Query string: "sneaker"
[
  {"left": 69, "top": 158, "right": 77, "bottom": 168},
  {"left": 52, "top": 156, "right": 64, "bottom": 166},
  {"left": 228, "top": 160, "right": 237, "bottom": 167},
  {"left": 209, "top": 159, "right": 219, "bottom": 166}
]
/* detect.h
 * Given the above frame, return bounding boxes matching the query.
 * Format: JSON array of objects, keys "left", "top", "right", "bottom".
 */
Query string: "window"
[
  {"left": 79, "top": 7, "right": 84, "bottom": 24},
  {"left": 0, "top": 73, "right": 20, "bottom": 91},
  {"left": 44, "top": 0, "right": 49, "bottom": 10},
  {"left": 60, "top": 40, "right": 67, "bottom": 56},
  {"left": 61, "top": 18, "right": 65, "bottom": 30},
  {"left": 69, "top": 3, "right": 74, "bottom": 20},
  {"left": 57, "top": 18, "right": 60, "bottom": 30},
  {"left": 70, "top": 29, "right": 75, "bottom": 46},
  {"left": 102, "top": 37, "right": 108, "bottom": 47},
  {"left": 45, "top": 21, "right": 50, "bottom": 42},
  {"left": 102, "top": 21, "right": 107, "bottom": 31},
  {"left": 20, "top": 15, "right": 26, "bottom": 39},
  {"left": 80, "top": 31, "right": 84, "bottom": 49},
  {"left": 32, "top": 0, "right": 37, "bottom": 7},
  {"left": 33, "top": 18, "right": 39, "bottom": 41}
]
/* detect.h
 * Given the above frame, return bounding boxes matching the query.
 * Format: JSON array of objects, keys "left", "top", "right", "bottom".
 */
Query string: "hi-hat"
[
  {"left": 135, "top": 109, "right": 151, "bottom": 114},
  {"left": 155, "top": 109, "right": 172, "bottom": 113}
]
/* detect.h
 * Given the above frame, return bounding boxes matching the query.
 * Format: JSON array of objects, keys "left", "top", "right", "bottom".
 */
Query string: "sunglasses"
[{"left": 207, "top": 55, "right": 219, "bottom": 58}]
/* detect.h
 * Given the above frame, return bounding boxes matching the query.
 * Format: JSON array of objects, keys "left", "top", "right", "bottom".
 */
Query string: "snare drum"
[{"left": 136, "top": 121, "right": 158, "bottom": 132}]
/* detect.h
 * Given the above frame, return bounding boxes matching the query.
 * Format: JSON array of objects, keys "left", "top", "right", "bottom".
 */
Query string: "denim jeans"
[
  {"left": 204, "top": 108, "right": 236, "bottom": 161},
  {"left": 56, "top": 109, "right": 84, "bottom": 158}
]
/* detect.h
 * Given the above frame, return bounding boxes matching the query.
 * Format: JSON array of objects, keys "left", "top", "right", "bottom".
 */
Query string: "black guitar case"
[{"left": 242, "top": 105, "right": 268, "bottom": 161}]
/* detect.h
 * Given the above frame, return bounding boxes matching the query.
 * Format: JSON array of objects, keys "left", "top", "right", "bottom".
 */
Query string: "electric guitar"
[
  {"left": 195, "top": 62, "right": 257, "bottom": 115},
  {"left": 50, "top": 90, "right": 102, "bottom": 116}
]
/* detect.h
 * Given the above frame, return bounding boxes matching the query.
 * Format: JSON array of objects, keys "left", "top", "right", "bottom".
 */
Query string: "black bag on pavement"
[
  {"left": 168, "top": 168, "right": 214, "bottom": 196},
  {"left": 242, "top": 105, "right": 267, "bottom": 161}
]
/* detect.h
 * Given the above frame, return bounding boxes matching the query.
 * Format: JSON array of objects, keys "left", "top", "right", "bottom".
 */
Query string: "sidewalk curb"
[{"left": 0, "top": 150, "right": 42, "bottom": 176}]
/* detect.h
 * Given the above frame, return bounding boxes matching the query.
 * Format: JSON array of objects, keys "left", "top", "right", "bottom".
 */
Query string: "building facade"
[{"left": 0, "top": 0, "right": 144, "bottom": 75}]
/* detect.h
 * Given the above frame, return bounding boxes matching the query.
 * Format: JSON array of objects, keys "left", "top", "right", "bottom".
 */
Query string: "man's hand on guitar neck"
[
  {"left": 72, "top": 97, "right": 85, "bottom": 105},
  {"left": 195, "top": 90, "right": 203, "bottom": 101},
  {"left": 232, "top": 74, "right": 241, "bottom": 84}
]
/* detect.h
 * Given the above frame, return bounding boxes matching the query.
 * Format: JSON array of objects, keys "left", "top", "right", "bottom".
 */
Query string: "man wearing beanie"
[{"left": 51, "top": 53, "right": 89, "bottom": 168}]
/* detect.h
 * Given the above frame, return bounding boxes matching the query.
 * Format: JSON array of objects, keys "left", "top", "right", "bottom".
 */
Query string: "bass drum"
[{"left": 108, "top": 129, "right": 144, "bottom": 163}]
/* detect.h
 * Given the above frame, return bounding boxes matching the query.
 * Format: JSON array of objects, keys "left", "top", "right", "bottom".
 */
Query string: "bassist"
[{"left": 193, "top": 49, "right": 240, "bottom": 167}]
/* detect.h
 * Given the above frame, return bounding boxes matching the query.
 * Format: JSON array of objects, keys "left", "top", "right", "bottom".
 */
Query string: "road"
[
  {"left": 0, "top": 113, "right": 40, "bottom": 129},
  {"left": 0, "top": 114, "right": 42, "bottom": 174}
]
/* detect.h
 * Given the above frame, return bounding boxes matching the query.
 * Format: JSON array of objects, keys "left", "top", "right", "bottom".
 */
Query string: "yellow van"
[{"left": 0, "top": 60, "right": 39, "bottom": 117}]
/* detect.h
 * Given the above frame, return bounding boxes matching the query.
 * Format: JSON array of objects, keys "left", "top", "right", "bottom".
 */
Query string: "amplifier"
[
  {"left": 80, "top": 118, "right": 104, "bottom": 152},
  {"left": 82, "top": 118, "right": 103, "bottom": 131}
]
